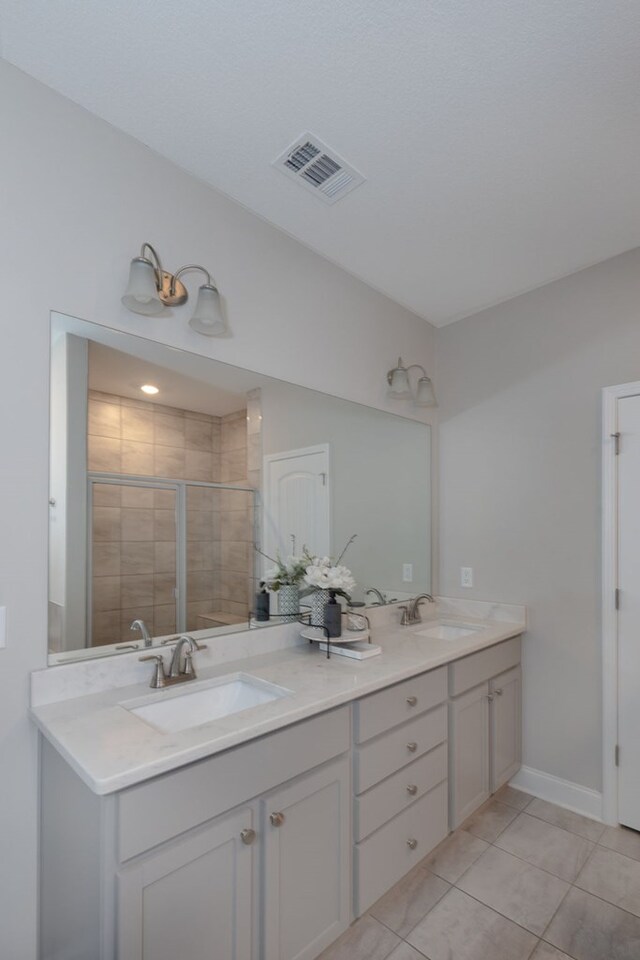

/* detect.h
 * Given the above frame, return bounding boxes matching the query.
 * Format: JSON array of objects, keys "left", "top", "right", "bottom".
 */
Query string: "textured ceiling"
[{"left": 2, "top": 1, "right": 640, "bottom": 325}]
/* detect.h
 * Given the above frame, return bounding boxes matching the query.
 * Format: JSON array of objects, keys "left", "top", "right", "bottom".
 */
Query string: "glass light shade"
[
  {"left": 121, "top": 258, "right": 164, "bottom": 315},
  {"left": 189, "top": 284, "right": 226, "bottom": 336},
  {"left": 415, "top": 376, "right": 437, "bottom": 407},
  {"left": 388, "top": 365, "right": 411, "bottom": 398}
]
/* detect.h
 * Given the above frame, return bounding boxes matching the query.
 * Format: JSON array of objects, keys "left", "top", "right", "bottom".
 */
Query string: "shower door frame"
[{"left": 87, "top": 472, "right": 258, "bottom": 647}]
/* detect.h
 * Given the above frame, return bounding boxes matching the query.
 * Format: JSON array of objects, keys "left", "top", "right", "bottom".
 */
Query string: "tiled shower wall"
[{"left": 88, "top": 391, "right": 255, "bottom": 643}]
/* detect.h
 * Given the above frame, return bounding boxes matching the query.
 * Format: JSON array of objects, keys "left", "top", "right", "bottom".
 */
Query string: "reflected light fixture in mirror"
[
  {"left": 122, "top": 241, "right": 227, "bottom": 336},
  {"left": 140, "top": 384, "right": 159, "bottom": 395},
  {"left": 386, "top": 357, "right": 437, "bottom": 407}
]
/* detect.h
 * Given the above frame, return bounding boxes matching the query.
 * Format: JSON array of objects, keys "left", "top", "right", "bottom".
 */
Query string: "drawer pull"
[
  {"left": 406, "top": 696, "right": 418, "bottom": 706},
  {"left": 240, "top": 828, "right": 256, "bottom": 845},
  {"left": 270, "top": 811, "right": 285, "bottom": 827},
  {"left": 406, "top": 838, "right": 418, "bottom": 850},
  {"left": 494, "top": 688, "right": 503, "bottom": 696},
  {"left": 406, "top": 784, "right": 418, "bottom": 796},
  {"left": 406, "top": 741, "right": 418, "bottom": 753}
]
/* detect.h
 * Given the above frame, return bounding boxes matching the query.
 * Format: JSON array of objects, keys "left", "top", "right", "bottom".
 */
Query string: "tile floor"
[{"left": 319, "top": 785, "right": 640, "bottom": 960}]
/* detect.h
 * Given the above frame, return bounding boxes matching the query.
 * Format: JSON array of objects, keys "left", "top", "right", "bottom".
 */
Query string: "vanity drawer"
[
  {"left": 354, "top": 779, "right": 448, "bottom": 915},
  {"left": 449, "top": 637, "right": 521, "bottom": 697},
  {"left": 354, "top": 741, "right": 447, "bottom": 842},
  {"left": 354, "top": 667, "right": 447, "bottom": 743},
  {"left": 354, "top": 703, "right": 447, "bottom": 794},
  {"left": 117, "top": 706, "right": 349, "bottom": 862}
]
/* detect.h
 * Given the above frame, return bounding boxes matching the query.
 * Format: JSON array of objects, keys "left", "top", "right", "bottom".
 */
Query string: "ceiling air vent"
[{"left": 274, "top": 134, "right": 365, "bottom": 205}]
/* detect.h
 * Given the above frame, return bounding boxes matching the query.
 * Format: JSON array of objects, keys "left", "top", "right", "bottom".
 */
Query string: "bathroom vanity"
[{"left": 33, "top": 605, "right": 524, "bottom": 960}]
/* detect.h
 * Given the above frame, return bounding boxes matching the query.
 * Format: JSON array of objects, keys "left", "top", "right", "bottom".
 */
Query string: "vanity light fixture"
[
  {"left": 122, "top": 242, "right": 227, "bottom": 337},
  {"left": 140, "top": 384, "right": 159, "bottom": 395},
  {"left": 386, "top": 357, "right": 437, "bottom": 408}
]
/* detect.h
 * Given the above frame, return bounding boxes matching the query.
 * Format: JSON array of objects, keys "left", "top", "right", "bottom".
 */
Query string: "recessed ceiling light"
[{"left": 140, "top": 384, "right": 159, "bottom": 395}]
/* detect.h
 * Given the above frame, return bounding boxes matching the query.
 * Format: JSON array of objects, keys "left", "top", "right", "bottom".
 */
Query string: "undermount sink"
[
  {"left": 123, "top": 673, "right": 293, "bottom": 733},
  {"left": 415, "top": 621, "right": 484, "bottom": 641}
]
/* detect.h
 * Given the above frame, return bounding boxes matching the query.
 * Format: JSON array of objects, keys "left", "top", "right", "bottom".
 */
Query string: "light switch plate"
[
  {"left": 402, "top": 563, "right": 413, "bottom": 583},
  {"left": 0, "top": 606, "right": 6, "bottom": 648},
  {"left": 460, "top": 567, "right": 473, "bottom": 588}
]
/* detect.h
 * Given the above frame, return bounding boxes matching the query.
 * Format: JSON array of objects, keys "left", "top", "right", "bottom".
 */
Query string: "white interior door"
[
  {"left": 617, "top": 394, "right": 640, "bottom": 830},
  {"left": 263, "top": 445, "right": 330, "bottom": 564}
]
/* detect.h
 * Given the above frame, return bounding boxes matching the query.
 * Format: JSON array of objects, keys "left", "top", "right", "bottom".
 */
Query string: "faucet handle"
[
  {"left": 194, "top": 642, "right": 208, "bottom": 651},
  {"left": 399, "top": 605, "right": 410, "bottom": 626},
  {"left": 139, "top": 654, "right": 167, "bottom": 688},
  {"left": 182, "top": 651, "right": 197, "bottom": 678}
]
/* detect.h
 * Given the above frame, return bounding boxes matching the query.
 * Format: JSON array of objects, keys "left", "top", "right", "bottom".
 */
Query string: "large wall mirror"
[{"left": 49, "top": 312, "right": 431, "bottom": 663}]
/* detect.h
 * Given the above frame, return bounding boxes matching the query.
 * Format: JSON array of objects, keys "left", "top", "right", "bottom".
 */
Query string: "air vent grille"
[{"left": 274, "top": 133, "right": 365, "bottom": 205}]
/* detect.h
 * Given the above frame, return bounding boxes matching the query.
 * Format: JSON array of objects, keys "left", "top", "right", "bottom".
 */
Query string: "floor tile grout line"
[
  {"left": 565, "top": 880, "right": 640, "bottom": 923},
  {"left": 537, "top": 874, "right": 575, "bottom": 945},
  {"left": 443, "top": 882, "right": 557, "bottom": 941},
  {"left": 484, "top": 832, "right": 591, "bottom": 885},
  {"left": 522, "top": 807, "right": 606, "bottom": 844},
  {"left": 538, "top": 936, "right": 579, "bottom": 960}
]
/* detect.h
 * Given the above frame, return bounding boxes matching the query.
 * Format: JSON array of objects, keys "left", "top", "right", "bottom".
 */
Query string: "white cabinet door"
[
  {"left": 117, "top": 805, "right": 255, "bottom": 960},
  {"left": 490, "top": 666, "right": 522, "bottom": 791},
  {"left": 261, "top": 756, "right": 350, "bottom": 960},
  {"left": 449, "top": 682, "right": 490, "bottom": 828}
]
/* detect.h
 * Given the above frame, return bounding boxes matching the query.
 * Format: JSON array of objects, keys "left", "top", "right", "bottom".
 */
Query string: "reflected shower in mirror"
[{"left": 49, "top": 312, "right": 431, "bottom": 663}]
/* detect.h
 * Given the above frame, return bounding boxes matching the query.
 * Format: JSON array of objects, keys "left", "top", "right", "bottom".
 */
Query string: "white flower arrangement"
[
  {"left": 303, "top": 534, "right": 357, "bottom": 600},
  {"left": 304, "top": 558, "right": 356, "bottom": 595},
  {"left": 256, "top": 534, "right": 357, "bottom": 599}
]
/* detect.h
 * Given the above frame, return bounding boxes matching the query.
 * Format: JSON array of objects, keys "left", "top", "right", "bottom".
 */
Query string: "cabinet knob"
[
  {"left": 406, "top": 696, "right": 418, "bottom": 706},
  {"left": 240, "top": 828, "right": 256, "bottom": 845},
  {"left": 486, "top": 694, "right": 494, "bottom": 702},
  {"left": 270, "top": 811, "right": 286, "bottom": 827},
  {"left": 494, "top": 688, "right": 503, "bottom": 696},
  {"left": 406, "top": 838, "right": 418, "bottom": 850},
  {"left": 406, "top": 741, "right": 418, "bottom": 753},
  {"left": 406, "top": 784, "right": 418, "bottom": 796}
]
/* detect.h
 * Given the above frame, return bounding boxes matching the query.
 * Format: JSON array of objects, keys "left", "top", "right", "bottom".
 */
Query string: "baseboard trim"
[{"left": 509, "top": 765, "right": 603, "bottom": 822}]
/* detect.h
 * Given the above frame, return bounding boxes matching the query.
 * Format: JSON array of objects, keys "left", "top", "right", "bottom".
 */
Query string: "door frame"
[
  {"left": 262, "top": 443, "right": 331, "bottom": 563},
  {"left": 601, "top": 379, "right": 640, "bottom": 824}
]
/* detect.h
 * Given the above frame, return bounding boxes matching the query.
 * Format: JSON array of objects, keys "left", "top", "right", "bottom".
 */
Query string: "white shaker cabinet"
[
  {"left": 448, "top": 681, "right": 491, "bottom": 826},
  {"left": 449, "top": 638, "right": 522, "bottom": 828},
  {"left": 490, "top": 665, "right": 522, "bottom": 790},
  {"left": 117, "top": 804, "right": 256, "bottom": 960},
  {"left": 261, "top": 756, "right": 350, "bottom": 960},
  {"left": 39, "top": 707, "right": 351, "bottom": 960}
]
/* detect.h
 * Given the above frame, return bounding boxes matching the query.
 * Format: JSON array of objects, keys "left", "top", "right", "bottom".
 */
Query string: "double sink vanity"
[{"left": 32, "top": 597, "right": 525, "bottom": 960}]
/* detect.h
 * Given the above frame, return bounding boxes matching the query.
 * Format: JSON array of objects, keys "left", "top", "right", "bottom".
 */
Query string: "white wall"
[
  {"left": 437, "top": 247, "right": 640, "bottom": 796},
  {"left": 0, "top": 60, "right": 434, "bottom": 958}
]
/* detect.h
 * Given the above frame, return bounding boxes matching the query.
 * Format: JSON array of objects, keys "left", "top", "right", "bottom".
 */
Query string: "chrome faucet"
[
  {"left": 130, "top": 618, "right": 152, "bottom": 648},
  {"left": 400, "top": 594, "right": 436, "bottom": 626},
  {"left": 365, "top": 587, "right": 387, "bottom": 605},
  {"left": 139, "top": 635, "right": 207, "bottom": 688}
]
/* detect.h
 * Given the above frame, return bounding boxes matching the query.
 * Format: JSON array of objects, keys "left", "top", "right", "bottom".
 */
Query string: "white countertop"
[{"left": 31, "top": 605, "right": 525, "bottom": 795}]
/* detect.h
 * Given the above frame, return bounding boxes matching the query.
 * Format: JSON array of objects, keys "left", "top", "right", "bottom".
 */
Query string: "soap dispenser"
[{"left": 255, "top": 582, "right": 270, "bottom": 621}]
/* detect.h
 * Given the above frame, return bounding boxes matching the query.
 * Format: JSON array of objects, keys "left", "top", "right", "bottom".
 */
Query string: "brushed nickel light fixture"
[
  {"left": 386, "top": 357, "right": 437, "bottom": 407},
  {"left": 122, "top": 242, "right": 226, "bottom": 337}
]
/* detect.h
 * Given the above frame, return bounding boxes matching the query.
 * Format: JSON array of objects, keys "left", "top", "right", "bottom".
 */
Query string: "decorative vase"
[
  {"left": 278, "top": 584, "right": 299, "bottom": 621},
  {"left": 310, "top": 589, "right": 331, "bottom": 628}
]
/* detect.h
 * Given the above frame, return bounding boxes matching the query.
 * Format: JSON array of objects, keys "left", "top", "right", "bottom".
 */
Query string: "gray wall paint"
[
  {"left": 261, "top": 381, "right": 431, "bottom": 599},
  {"left": 437, "top": 247, "right": 640, "bottom": 793},
  {"left": 0, "top": 61, "right": 434, "bottom": 959}
]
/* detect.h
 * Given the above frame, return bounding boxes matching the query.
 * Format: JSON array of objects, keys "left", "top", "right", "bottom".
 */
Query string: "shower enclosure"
[{"left": 88, "top": 473, "right": 257, "bottom": 646}]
